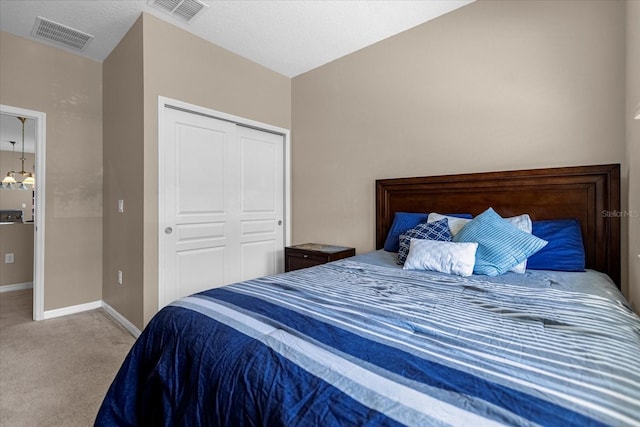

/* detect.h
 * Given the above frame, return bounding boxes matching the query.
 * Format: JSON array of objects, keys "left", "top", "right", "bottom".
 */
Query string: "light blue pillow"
[{"left": 453, "top": 207, "right": 548, "bottom": 276}]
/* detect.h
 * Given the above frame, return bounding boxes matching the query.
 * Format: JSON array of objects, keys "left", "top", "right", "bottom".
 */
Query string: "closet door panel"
[
  {"left": 237, "top": 126, "right": 284, "bottom": 281},
  {"left": 161, "top": 108, "right": 239, "bottom": 307}
]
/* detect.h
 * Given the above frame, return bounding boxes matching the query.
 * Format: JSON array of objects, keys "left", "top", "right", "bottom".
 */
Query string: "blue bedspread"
[{"left": 96, "top": 260, "right": 640, "bottom": 426}]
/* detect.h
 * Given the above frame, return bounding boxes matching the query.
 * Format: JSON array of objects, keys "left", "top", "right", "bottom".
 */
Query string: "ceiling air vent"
[
  {"left": 149, "top": 0, "right": 209, "bottom": 23},
  {"left": 31, "top": 17, "right": 94, "bottom": 51}
]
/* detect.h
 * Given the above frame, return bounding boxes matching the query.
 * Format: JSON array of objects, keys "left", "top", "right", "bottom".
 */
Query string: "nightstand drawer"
[
  {"left": 286, "top": 254, "right": 326, "bottom": 271},
  {"left": 285, "top": 243, "right": 355, "bottom": 272}
]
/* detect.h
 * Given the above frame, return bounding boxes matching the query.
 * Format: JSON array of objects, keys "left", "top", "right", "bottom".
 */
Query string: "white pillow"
[
  {"left": 403, "top": 238, "right": 478, "bottom": 277},
  {"left": 506, "top": 213, "right": 532, "bottom": 234},
  {"left": 504, "top": 214, "right": 532, "bottom": 274},
  {"left": 427, "top": 213, "right": 470, "bottom": 236}
]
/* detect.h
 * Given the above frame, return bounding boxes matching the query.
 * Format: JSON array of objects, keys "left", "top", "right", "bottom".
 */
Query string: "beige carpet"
[{"left": 0, "top": 289, "right": 135, "bottom": 426}]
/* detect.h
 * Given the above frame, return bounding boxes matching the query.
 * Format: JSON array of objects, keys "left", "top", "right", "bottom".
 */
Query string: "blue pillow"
[
  {"left": 383, "top": 212, "right": 429, "bottom": 252},
  {"left": 453, "top": 207, "right": 548, "bottom": 276},
  {"left": 384, "top": 212, "right": 472, "bottom": 252},
  {"left": 397, "top": 218, "right": 452, "bottom": 265},
  {"left": 527, "top": 219, "right": 585, "bottom": 271}
]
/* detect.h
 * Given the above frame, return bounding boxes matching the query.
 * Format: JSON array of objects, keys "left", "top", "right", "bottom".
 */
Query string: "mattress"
[{"left": 96, "top": 251, "right": 640, "bottom": 426}]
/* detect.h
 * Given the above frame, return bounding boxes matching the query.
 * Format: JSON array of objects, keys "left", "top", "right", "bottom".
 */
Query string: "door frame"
[
  {"left": 1, "top": 104, "right": 47, "bottom": 321},
  {"left": 157, "top": 96, "right": 291, "bottom": 308}
]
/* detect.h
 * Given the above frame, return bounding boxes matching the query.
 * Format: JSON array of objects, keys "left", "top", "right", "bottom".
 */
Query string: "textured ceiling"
[
  {"left": 0, "top": 0, "right": 474, "bottom": 151},
  {"left": 0, "top": 0, "right": 473, "bottom": 78}
]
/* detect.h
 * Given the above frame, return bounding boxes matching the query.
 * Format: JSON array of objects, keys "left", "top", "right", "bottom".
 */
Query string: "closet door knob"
[{"left": 164, "top": 227, "right": 173, "bottom": 235}]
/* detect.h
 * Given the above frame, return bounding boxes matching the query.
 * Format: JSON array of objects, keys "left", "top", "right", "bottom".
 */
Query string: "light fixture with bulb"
[{"left": 1, "top": 116, "right": 35, "bottom": 190}]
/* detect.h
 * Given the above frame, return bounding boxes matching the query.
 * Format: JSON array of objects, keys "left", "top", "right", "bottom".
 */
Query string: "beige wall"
[
  {"left": 103, "top": 17, "right": 145, "bottom": 328},
  {"left": 626, "top": 0, "right": 640, "bottom": 313},
  {"left": 0, "top": 31, "right": 103, "bottom": 310},
  {"left": 102, "top": 13, "right": 291, "bottom": 329},
  {"left": 292, "top": 0, "right": 628, "bottom": 292},
  {"left": 0, "top": 224, "right": 34, "bottom": 286},
  {"left": 0, "top": 148, "right": 34, "bottom": 285}
]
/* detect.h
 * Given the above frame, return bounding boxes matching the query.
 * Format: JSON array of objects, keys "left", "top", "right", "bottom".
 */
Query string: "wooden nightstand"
[{"left": 285, "top": 243, "right": 356, "bottom": 272}]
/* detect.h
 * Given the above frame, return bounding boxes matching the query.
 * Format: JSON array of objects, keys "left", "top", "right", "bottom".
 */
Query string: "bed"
[{"left": 96, "top": 164, "right": 640, "bottom": 427}]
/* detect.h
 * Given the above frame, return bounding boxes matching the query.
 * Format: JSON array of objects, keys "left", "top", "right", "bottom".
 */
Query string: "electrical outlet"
[
  {"left": 117, "top": 270, "right": 123, "bottom": 285},
  {"left": 5, "top": 253, "right": 14, "bottom": 264},
  {"left": 118, "top": 199, "right": 124, "bottom": 213}
]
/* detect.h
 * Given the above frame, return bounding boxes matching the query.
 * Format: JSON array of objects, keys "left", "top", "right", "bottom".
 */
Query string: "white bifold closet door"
[{"left": 160, "top": 106, "right": 284, "bottom": 308}]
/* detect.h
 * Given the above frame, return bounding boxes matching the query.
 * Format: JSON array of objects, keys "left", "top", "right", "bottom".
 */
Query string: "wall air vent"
[
  {"left": 31, "top": 17, "right": 94, "bottom": 51},
  {"left": 148, "top": 0, "right": 209, "bottom": 23}
]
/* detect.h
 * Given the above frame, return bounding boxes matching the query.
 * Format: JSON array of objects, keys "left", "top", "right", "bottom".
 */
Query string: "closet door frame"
[{"left": 157, "top": 96, "right": 291, "bottom": 308}]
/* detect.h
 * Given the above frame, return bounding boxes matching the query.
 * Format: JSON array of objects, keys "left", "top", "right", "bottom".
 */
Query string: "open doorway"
[{"left": 0, "top": 105, "right": 46, "bottom": 321}]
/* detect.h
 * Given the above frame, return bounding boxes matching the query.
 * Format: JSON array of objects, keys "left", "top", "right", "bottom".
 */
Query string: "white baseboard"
[
  {"left": 40, "top": 298, "right": 141, "bottom": 339},
  {"left": 102, "top": 301, "right": 141, "bottom": 338},
  {"left": 0, "top": 282, "right": 33, "bottom": 293},
  {"left": 43, "top": 300, "right": 102, "bottom": 320}
]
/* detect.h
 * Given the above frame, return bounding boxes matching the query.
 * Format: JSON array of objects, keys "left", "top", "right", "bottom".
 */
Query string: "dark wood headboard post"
[{"left": 376, "top": 164, "right": 621, "bottom": 287}]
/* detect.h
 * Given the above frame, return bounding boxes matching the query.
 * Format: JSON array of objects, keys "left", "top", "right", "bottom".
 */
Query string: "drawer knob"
[{"left": 303, "top": 254, "right": 308, "bottom": 258}]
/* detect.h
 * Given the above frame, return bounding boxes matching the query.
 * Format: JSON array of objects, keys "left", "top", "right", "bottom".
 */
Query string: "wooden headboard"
[{"left": 376, "top": 164, "right": 621, "bottom": 287}]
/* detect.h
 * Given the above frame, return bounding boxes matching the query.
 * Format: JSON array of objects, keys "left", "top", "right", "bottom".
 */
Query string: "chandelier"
[{"left": 1, "top": 116, "right": 35, "bottom": 190}]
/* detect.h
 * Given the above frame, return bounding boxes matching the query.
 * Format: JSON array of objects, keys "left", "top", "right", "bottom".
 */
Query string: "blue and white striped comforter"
[{"left": 96, "top": 260, "right": 640, "bottom": 426}]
